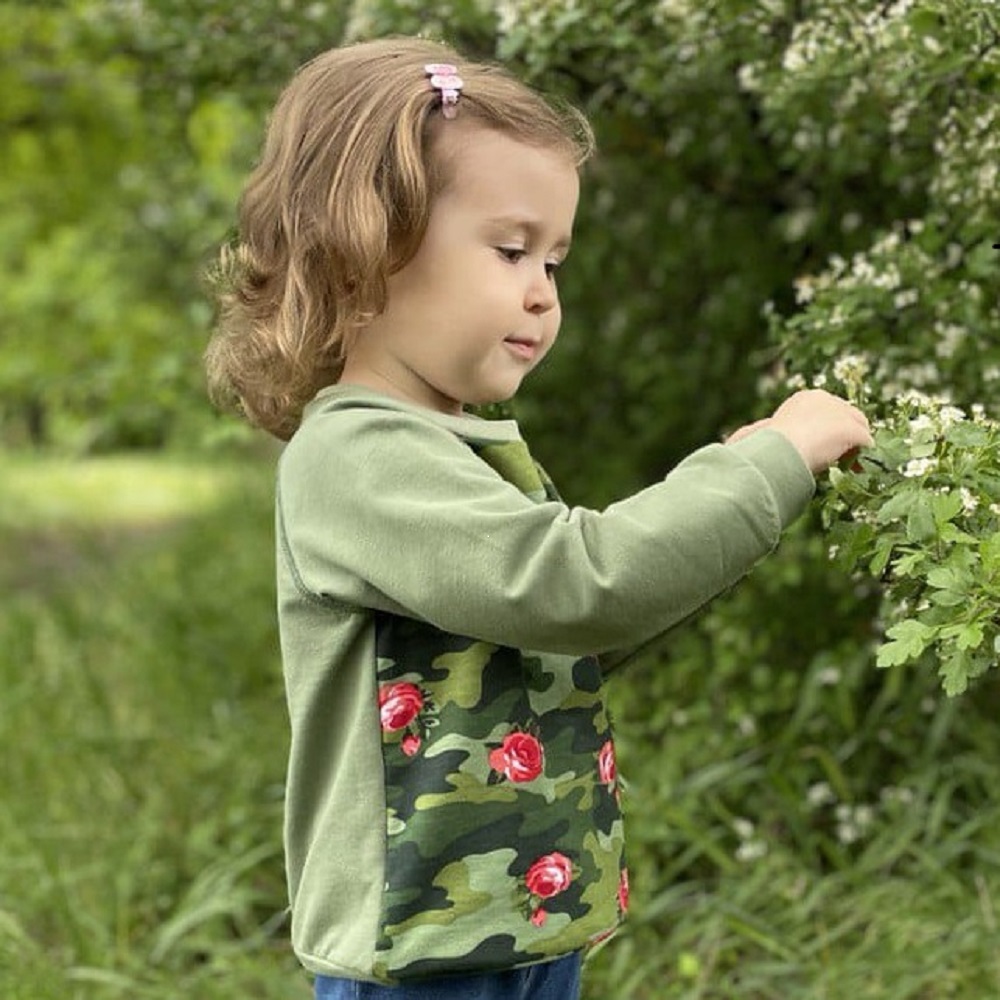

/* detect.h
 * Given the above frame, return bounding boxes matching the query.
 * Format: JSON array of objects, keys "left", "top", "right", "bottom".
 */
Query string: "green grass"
[
  {"left": 0, "top": 452, "right": 253, "bottom": 530},
  {"left": 0, "top": 449, "right": 306, "bottom": 997},
  {"left": 1, "top": 451, "right": 999, "bottom": 997}
]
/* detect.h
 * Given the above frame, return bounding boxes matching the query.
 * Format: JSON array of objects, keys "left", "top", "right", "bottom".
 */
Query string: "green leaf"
[
  {"left": 939, "top": 524, "right": 977, "bottom": 545},
  {"left": 958, "top": 624, "right": 985, "bottom": 651},
  {"left": 925, "top": 566, "right": 968, "bottom": 591},
  {"left": 869, "top": 537, "right": 895, "bottom": 577},
  {"left": 892, "top": 550, "right": 927, "bottom": 577},
  {"left": 930, "top": 491, "right": 964, "bottom": 526},
  {"left": 908, "top": 7, "right": 943, "bottom": 37},
  {"left": 981, "top": 534, "right": 1000, "bottom": 571},
  {"left": 929, "top": 589, "right": 966, "bottom": 607},
  {"left": 940, "top": 622, "right": 985, "bottom": 652},
  {"left": 875, "top": 489, "right": 920, "bottom": 525},
  {"left": 876, "top": 620, "right": 937, "bottom": 668},
  {"left": 939, "top": 651, "right": 971, "bottom": 697},
  {"left": 906, "top": 496, "right": 937, "bottom": 543},
  {"left": 945, "top": 422, "right": 989, "bottom": 447}
]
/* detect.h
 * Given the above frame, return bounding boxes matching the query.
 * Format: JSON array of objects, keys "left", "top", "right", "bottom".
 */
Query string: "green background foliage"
[{"left": 2, "top": 0, "right": 999, "bottom": 995}]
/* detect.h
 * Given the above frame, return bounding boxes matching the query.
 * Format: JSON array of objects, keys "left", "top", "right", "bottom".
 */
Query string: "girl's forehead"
[{"left": 432, "top": 124, "right": 580, "bottom": 220}]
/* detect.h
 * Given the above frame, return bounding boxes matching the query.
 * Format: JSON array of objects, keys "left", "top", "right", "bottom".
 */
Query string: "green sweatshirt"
[{"left": 275, "top": 385, "right": 815, "bottom": 983}]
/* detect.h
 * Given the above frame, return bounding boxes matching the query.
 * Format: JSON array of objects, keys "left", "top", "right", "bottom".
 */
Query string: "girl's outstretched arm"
[{"left": 277, "top": 400, "right": 815, "bottom": 656}]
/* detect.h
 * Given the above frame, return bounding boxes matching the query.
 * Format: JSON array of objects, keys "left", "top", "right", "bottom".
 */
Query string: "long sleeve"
[{"left": 276, "top": 400, "right": 814, "bottom": 657}]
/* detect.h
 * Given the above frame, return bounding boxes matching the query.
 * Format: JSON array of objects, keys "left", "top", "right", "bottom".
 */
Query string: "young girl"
[{"left": 206, "top": 36, "right": 871, "bottom": 1000}]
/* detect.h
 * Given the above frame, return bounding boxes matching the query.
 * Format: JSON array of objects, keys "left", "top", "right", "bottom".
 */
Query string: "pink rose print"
[
  {"left": 378, "top": 682, "right": 424, "bottom": 732},
  {"left": 617, "top": 867, "right": 630, "bottom": 914},
  {"left": 525, "top": 852, "right": 573, "bottom": 899},
  {"left": 401, "top": 733, "right": 422, "bottom": 757},
  {"left": 488, "top": 731, "right": 544, "bottom": 783},
  {"left": 598, "top": 739, "right": 616, "bottom": 786},
  {"left": 524, "top": 851, "right": 574, "bottom": 926}
]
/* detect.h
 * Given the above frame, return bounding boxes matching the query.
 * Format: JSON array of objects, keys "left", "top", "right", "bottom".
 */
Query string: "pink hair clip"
[{"left": 425, "top": 62, "right": 463, "bottom": 119}]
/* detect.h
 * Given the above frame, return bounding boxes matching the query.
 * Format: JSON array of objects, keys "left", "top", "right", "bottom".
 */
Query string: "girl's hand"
[{"left": 767, "top": 389, "right": 873, "bottom": 473}]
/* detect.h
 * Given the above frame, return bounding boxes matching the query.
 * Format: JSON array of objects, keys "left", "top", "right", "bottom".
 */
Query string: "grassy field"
[
  {"left": 0, "top": 450, "right": 304, "bottom": 998},
  {"left": 1, "top": 450, "right": 998, "bottom": 998}
]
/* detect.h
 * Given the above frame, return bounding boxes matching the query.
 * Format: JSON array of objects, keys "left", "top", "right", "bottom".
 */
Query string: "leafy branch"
[{"left": 819, "top": 392, "right": 1000, "bottom": 695}]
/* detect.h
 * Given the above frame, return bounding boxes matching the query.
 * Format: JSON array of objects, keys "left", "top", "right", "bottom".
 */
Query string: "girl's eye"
[{"left": 497, "top": 247, "right": 563, "bottom": 278}]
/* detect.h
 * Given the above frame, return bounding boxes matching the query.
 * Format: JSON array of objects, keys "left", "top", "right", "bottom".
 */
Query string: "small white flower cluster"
[
  {"left": 807, "top": 771, "right": 921, "bottom": 843},
  {"left": 834, "top": 803, "right": 875, "bottom": 845},
  {"left": 737, "top": 61, "right": 763, "bottom": 93},
  {"left": 816, "top": 666, "right": 841, "bottom": 686},
  {"left": 807, "top": 782, "right": 836, "bottom": 808},
  {"left": 779, "top": 0, "right": 916, "bottom": 81},
  {"left": 931, "top": 105, "right": 1000, "bottom": 225},
  {"left": 793, "top": 275, "right": 816, "bottom": 305},
  {"left": 832, "top": 352, "right": 871, "bottom": 390},
  {"left": 902, "top": 456, "right": 938, "bottom": 478},
  {"left": 655, "top": 0, "right": 694, "bottom": 20},
  {"left": 934, "top": 322, "right": 967, "bottom": 359},
  {"left": 495, "top": 0, "right": 520, "bottom": 34},
  {"left": 732, "top": 818, "right": 768, "bottom": 863},
  {"left": 897, "top": 388, "right": 952, "bottom": 410},
  {"left": 495, "top": 0, "right": 569, "bottom": 36},
  {"left": 938, "top": 405, "right": 966, "bottom": 428},
  {"left": 880, "top": 785, "right": 915, "bottom": 807},
  {"left": 899, "top": 395, "right": 970, "bottom": 439},
  {"left": 105, "top": 0, "right": 146, "bottom": 17},
  {"left": 960, "top": 487, "right": 979, "bottom": 515},
  {"left": 781, "top": 23, "right": 822, "bottom": 74},
  {"left": 884, "top": 364, "right": 945, "bottom": 398}
]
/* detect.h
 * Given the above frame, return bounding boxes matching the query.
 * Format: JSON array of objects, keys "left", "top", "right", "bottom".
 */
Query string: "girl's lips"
[{"left": 504, "top": 337, "right": 539, "bottom": 360}]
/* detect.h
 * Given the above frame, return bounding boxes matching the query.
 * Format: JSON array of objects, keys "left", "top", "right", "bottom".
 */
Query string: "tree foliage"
[{"left": 0, "top": 0, "right": 347, "bottom": 447}]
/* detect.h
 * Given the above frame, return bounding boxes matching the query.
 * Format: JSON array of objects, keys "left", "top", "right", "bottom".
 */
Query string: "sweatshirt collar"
[{"left": 304, "top": 384, "right": 523, "bottom": 446}]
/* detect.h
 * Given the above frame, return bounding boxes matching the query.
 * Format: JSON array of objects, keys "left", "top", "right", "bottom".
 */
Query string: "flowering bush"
[
  {"left": 752, "top": 0, "right": 1000, "bottom": 695},
  {"left": 819, "top": 388, "right": 1000, "bottom": 694}
]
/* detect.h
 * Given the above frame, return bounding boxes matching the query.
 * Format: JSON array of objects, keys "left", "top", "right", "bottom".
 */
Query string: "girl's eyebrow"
[{"left": 483, "top": 214, "right": 572, "bottom": 251}]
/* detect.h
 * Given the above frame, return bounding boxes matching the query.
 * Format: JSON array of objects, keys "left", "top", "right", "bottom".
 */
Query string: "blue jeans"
[{"left": 314, "top": 952, "right": 582, "bottom": 1000}]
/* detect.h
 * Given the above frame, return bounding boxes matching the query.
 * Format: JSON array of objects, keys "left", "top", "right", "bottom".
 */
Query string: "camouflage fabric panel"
[
  {"left": 373, "top": 614, "right": 626, "bottom": 981},
  {"left": 474, "top": 440, "right": 562, "bottom": 503}
]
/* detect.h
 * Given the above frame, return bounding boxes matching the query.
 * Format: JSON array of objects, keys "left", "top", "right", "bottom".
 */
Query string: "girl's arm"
[{"left": 277, "top": 406, "right": 814, "bottom": 656}]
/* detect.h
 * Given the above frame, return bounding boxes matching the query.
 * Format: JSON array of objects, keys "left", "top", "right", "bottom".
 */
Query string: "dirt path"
[{"left": 1, "top": 521, "right": 179, "bottom": 595}]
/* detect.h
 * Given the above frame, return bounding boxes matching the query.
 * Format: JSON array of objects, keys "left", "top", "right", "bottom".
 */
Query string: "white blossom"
[
  {"left": 807, "top": 782, "right": 835, "bottom": 807},
  {"left": 736, "top": 839, "right": 768, "bottom": 862},
  {"left": 960, "top": 488, "right": 979, "bottom": 514},
  {"left": 902, "top": 457, "right": 938, "bottom": 478},
  {"left": 938, "top": 405, "right": 965, "bottom": 428},
  {"left": 832, "top": 353, "right": 870, "bottom": 385},
  {"left": 908, "top": 414, "right": 935, "bottom": 435}
]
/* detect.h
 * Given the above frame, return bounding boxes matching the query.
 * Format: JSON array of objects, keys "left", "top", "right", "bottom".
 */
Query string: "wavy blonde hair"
[{"left": 205, "top": 36, "right": 593, "bottom": 440}]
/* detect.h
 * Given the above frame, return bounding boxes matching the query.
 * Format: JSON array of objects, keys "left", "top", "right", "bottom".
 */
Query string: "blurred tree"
[{"left": 0, "top": 0, "right": 349, "bottom": 448}]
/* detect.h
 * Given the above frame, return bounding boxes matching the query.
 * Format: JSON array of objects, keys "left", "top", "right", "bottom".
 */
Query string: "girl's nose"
[{"left": 525, "top": 266, "right": 558, "bottom": 314}]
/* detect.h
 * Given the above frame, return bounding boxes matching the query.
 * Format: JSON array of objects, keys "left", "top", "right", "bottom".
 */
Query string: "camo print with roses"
[{"left": 369, "top": 439, "right": 627, "bottom": 982}]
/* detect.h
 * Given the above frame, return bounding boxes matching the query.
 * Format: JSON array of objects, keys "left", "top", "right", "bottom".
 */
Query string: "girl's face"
[{"left": 340, "top": 123, "right": 580, "bottom": 413}]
